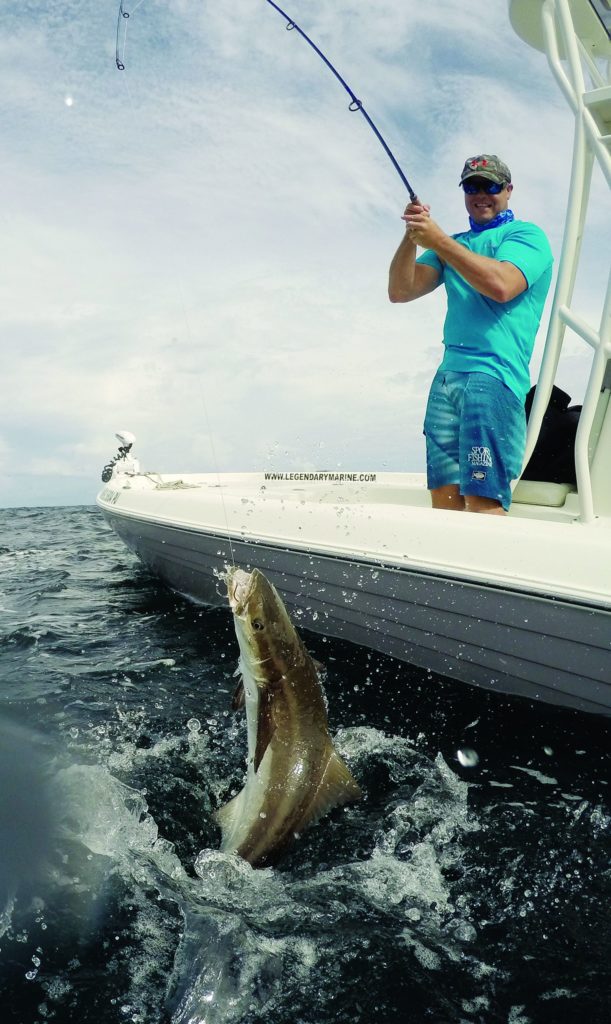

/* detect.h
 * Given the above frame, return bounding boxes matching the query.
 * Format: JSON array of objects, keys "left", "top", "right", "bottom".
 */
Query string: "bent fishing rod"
[
  {"left": 263, "top": 1, "right": 417, "bottom": 201},
  {"left": 115, "top": 0, "right": 417, "bottom": 201}
]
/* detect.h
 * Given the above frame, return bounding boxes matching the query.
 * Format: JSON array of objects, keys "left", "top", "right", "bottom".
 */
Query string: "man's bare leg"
[
  {"left": 430, "top": 485, "right": 465, "bottom": 510},
  {"left": 430, "top": 487, "right": 506, "bottom": 515},
  {"left": 464, "top": 494, "right": 506, "bottom": 515}
]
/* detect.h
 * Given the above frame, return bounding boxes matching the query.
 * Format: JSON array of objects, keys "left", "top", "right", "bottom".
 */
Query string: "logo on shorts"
[
  {"left": 468, "top": 446, "right": 493, "bottom": 467},
  {"left": 471, "top": 470, "right": 487, "bottom": 481}
]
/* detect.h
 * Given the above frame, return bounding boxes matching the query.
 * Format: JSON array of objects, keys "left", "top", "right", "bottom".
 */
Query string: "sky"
[{"left": 2, "top": 0, "right": 609, "bottom": 508}]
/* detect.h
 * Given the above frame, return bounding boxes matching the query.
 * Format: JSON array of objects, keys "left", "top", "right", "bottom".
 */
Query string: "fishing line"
[
  {"left": 174, "top": 287, "right": 238, "bottom": 570},
  {"left": 114, "top": 46, "right": 237, "bottom": 566},
  {"left": 111, "top": 0, "right": 416, "bottom": 563},
  {"left": 264, "top": 0, "right": 417, "bottom": 200}
]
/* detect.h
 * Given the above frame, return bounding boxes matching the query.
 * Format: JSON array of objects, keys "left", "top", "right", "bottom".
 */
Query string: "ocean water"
[{"left": 0, "top": 505, "right": 610, "bottom": 1024}]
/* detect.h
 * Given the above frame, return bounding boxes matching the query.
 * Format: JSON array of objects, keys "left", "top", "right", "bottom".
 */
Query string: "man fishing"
[{"left": 388, "top": 154, "right": 553, "bottom": 515}]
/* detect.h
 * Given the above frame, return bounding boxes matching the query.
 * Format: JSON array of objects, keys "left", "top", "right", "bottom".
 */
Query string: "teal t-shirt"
[{"left": 416, "top": 219, "right": 553, "bottom": 400}]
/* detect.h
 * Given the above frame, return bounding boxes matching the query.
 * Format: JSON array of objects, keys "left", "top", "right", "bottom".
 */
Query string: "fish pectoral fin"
[
  {"left": 231, "top": 677, "right": 245, "bottom": 711},
  {"left": 307, "top": 750, "right": 362, "bottom": 824},
  {"left": 253, "top": 691, "right": 276, "bottom": 773}
]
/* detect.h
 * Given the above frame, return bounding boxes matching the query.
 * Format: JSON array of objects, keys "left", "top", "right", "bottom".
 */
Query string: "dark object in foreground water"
[{"left": 0, "top": 716, "right": 55, "bottom": 906}]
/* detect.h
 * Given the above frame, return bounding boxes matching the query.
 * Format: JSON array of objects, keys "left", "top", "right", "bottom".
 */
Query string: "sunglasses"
[{"left": 462, "top": 180, "right": 507, "bottom": 195}]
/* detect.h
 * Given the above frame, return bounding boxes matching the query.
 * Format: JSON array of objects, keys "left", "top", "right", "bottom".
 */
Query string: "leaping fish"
[{"left": 215, "top": 567, "right": 361, "bottom": 867}]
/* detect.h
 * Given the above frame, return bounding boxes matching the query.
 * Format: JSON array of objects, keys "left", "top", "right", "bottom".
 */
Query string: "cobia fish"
[{"left": 215, "top": 567, "right": 361, "bottom": 867}]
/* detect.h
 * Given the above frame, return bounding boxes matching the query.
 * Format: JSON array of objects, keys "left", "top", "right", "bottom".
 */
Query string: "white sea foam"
[
  {"left": 511, "top": 766, "right": 558, "bottom": 785},
  {"left": 53, "top": 765, "right": 186, "bottom": 884}
]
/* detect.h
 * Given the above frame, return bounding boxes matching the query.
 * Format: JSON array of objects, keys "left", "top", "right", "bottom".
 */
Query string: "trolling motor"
[{"left": 101, "top": 430, "right": 141, "bottom": 482}]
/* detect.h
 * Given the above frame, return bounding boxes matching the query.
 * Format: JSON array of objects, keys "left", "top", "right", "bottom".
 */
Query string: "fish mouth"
[
  {"left": 224, "top": 567, "right": 293, "bottom": 644},
  {"left": 224, "top": 567, "right": 258, "bottom": 616}
]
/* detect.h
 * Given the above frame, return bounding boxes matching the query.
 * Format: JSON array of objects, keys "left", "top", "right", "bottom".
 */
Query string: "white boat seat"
[{"left": 513, "top": 479, "right": 576, "bottom": 507}]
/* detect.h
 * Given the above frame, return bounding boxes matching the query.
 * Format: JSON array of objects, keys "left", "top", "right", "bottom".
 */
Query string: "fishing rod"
[
  {"left": 264, "top": 0, "right": 417, "bottom": 201},
  {"left": 115, "top": 0, "right": 128, "bottom": 71},
  {"left": 115, "top": 0, "right": 147, "bottom": 71},
  {"left": 114, "top": 0, "right": 417, "bottom": 201}
]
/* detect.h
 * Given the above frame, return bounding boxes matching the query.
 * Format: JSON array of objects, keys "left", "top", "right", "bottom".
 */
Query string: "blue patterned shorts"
[{"left": 423, "top": 370, "right": 526, "bottom": 510}]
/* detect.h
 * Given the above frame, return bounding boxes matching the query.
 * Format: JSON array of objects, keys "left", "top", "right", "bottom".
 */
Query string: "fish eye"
[{"left": 252, "top": 619, "right": 265, "bottom": 631}]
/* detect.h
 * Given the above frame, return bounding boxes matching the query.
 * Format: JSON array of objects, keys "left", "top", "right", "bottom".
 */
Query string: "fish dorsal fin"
[
  {"left": 304, "top": 749, "right": 362, "bottom": 826},
  {"left": 253, "top": 689, "right": 276, "bottom": 773}
]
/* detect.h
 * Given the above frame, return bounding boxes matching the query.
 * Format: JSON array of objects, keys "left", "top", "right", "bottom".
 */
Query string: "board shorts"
[{"left": 423, "top": 369, "right": 527, "bottom": 511}]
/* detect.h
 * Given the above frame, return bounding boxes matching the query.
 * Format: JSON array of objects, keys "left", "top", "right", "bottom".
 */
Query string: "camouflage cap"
[{"left": 459, "top": 154, "right": 512, "bottom": 186}]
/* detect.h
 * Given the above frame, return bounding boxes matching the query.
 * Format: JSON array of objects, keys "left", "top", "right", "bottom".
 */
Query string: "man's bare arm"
[
  {"left": 388, "top": 235, "right": 440, "bottom": 302},
  {"left": 405, "top": 211, "right": 527, "bottom": 303},
  {"left": 388, "top": 202, "right": 440, "bottom": 303}
]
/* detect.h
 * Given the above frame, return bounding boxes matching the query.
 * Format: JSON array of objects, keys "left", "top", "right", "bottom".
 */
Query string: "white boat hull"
[{"left": 97, "top": 472, "right": 611, "bottom": 718}]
